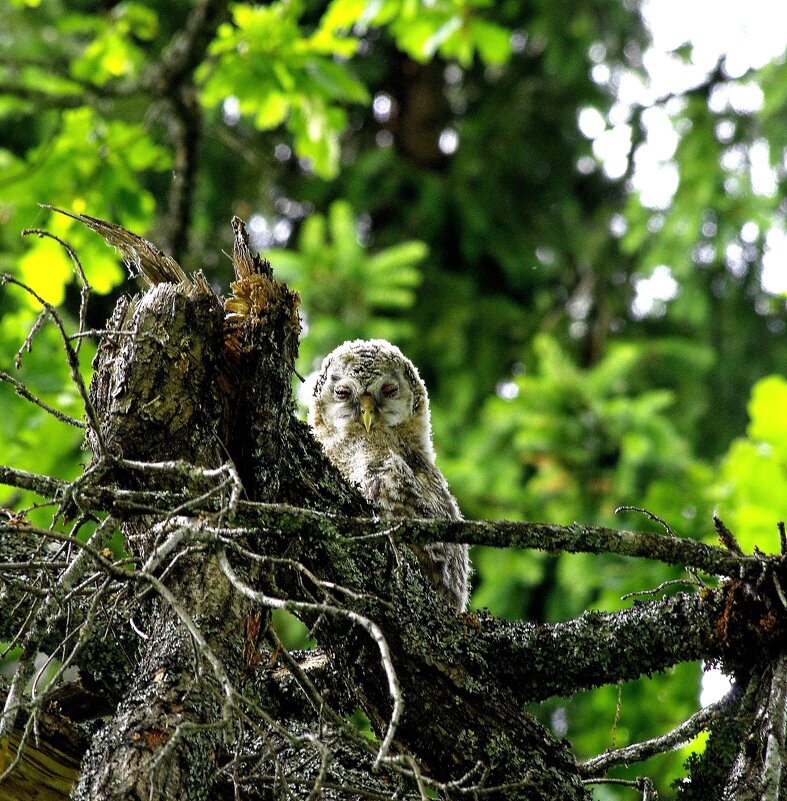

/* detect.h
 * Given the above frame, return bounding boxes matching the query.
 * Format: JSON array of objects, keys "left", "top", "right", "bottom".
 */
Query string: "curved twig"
[
  {"left": 22, "top": 227, "right": 91, "bottom": 354},
  {"left": 216, "top": 548, "right": 403, "bottom": 767},
  {"left": 0, "top": 368, "right": 85, "bottom": 428},
  {"left": 579, "top": 694, "right": 733, "bottom": 777},
  {"left": 1, "top": 274, "right": 105, "bottom": 453}
]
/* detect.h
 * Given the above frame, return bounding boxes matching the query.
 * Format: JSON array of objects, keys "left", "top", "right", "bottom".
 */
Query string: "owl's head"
[{"left": 309, "top": 339, "right": 434, "bottom": 456}]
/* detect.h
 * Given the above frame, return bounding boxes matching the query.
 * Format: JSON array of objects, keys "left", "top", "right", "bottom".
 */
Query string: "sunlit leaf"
[
  {"left": 747, "top": 375, "right": 787, "bottom": 448},
  {"left": 254, "top": 92, "right": 290, "bottom": 129},
  {"left": 469, "top": 19, "right": 512, "bottom": 65},
  {"left": 17, "top": 236, "right": 73, "bottom": 305}
]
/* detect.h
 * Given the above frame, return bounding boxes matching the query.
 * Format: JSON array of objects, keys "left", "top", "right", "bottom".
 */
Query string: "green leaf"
[
  {"left": 17, "top": 235, "right": 74, "bottom": 306},
  {"left": 367, "top": 242, "right": 427, "bottom": 277},
  {"left": 289, "top": 103, "right": 344, "bottom": 178},
  {"left": 365, "top": 287, "right": 415, "bottom": 307},
  {"left": 115, "top": 2, "right": 158, "bottom": 40},
  {"left": 71, "top": 27, "right": 145, "bottom": 84},
  {"left": 254, "top": 92, "right": 290, "bottom": 129},
  {"left": 747, "top": 375, "right": 787, "bottom": 449},
  {"left": 422, "top": 16, "right": 463, "bottom": 59},
  {"left": 299, "top": 215, "right": 328, "bottom": 255},
  {"left": 469, "top": 19, "right": 512, "bottom": 65},
  {"left": 304, "top": 58, "right": 369, "bottom": 104},
  {"left": 318, "top": 0, "right": 368, "bottom": 32}
]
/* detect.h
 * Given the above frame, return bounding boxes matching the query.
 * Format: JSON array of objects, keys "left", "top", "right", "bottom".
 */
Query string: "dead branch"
[
  {"left": 2, "top": 214, "right": 786, "bottom": 801},
  {"left": 579, "top": 695, "right": 734, "bottom": 776}
]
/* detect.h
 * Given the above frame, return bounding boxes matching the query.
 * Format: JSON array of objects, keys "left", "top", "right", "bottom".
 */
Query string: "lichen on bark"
[{"left": 2, "top": 214, "right": 787, "bottom": 801}]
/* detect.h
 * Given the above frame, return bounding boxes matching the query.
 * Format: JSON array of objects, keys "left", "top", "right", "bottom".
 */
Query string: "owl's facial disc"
[{"left": 325, "top": 371, "right": 414, "bottom": 434}]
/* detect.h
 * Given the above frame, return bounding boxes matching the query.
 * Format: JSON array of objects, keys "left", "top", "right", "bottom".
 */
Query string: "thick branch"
[
  {"left": 724, "top": 652, "right": 787, "bottom": 800},
  {"left": 10, "top": 215, "right": 784, "bottom": 801},
  {"left": 0, "top": 470, "right": 755, "bottom": 579},
  {"left": 480, "top": 590, "right": 727, "bottom": 701},
  {"left": 161, "top": 87, "right": 201, "bottom": 260},
  {"left": 1, "top": 482, "right": 775, "bottom": 711},
  {"left": 145, "top": 0, "right": 231, "bottom": 258},
  {"left": 229, "top": 504, "right": 759, "bottom": 578},
  {"left": 147, "top": 0, "right": 231, "bottom": 95},
  {"left": 0, "top": 465, "right": 65, "bottom": 498},
  {"left": 0, "top": 515, "right": 745, "bottom": 708}
]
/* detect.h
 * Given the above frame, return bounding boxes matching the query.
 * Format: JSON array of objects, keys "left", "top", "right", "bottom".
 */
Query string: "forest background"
[{"left": 0, "top": 0, "right": 785, "bottom": 797}]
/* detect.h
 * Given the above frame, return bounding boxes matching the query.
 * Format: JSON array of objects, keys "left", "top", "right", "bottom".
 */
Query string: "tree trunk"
[
  {"left": 2, "top": 215, "right": 786, "bottom": 800},
  {"left": 64, "top": 220, "right": 589, "bottom": 800}
]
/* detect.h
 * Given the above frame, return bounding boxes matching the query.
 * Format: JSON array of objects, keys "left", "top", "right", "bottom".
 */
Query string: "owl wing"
[
  {"left": 407, "top": 454, "right": 469, "bottom": 609},
  {"left": 360, "top": 449, "right": 460, "bottom": 521},
  {"left": 360, "top": 448, "right": 468, "bottom": 610},
  {"left": 402, "top": 450, "right": 462, "bottom": 521}
]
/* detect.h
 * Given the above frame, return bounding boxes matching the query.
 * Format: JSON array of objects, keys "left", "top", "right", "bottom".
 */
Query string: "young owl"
[{"left": 309, "top": 339, "right": 469, "bottom": 611}]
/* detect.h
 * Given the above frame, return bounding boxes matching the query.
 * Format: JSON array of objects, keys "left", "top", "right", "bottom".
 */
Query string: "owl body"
[{"left": 309, "top": 339, "right": 469, "bottom": 610}]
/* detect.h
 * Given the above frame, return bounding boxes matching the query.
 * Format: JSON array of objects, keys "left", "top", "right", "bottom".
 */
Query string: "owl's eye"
[
  {"left": 334, "top": 385, "right": 352, "bottom": 401},
  {"left": 381, "top": 382, "right": 399, "bottom": 398}
]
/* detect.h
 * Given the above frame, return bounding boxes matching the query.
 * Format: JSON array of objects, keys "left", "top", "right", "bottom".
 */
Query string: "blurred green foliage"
[
  {"left": 1, "top": 0, "right": 785, "bottom": 796},
  {"left": 0, "top": 303, "right": 93, "bottom": 527},
  {"left": 264, "top": 199, "right": 426, "bottom": 372},
  {"left": 713, "top": 375, "right": 787, "bottom": 555}
]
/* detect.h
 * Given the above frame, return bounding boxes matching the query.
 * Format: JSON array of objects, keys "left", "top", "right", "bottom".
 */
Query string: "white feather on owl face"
[
  {"left": 309, "top": 339, "right": 436, "bottom": 462},
  {"left": 309, "top": 339, "right": 470, "bottom": 611}
]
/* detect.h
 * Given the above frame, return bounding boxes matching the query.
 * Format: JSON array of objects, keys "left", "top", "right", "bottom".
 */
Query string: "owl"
[{"left": 309, "top": 339, "right": 469, "bottom": 611}]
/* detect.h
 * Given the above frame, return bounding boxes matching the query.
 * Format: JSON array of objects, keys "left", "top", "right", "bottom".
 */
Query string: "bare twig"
[
  {"left": 265, "top": 628, "right": 334, "bottom": 723},
  {"left": 581, "top": 776, "right": 657, "bottom": 800},
  {"left": 15, "top": 309, "right": 48, "bottom": 368},
  {"left": 621, "top": 577, "right": 702, "bottom": 601},
  {"left": 0, "top": 514, "right": 117, "bottom": 740},
  {"left": 773, "top": 574, "right": 787, "bottom": 611},
  {"left": 116, "top": 456, "right": 243, "bottom": 517},
  {"left": 217, "top": 538, "right": 381, "bottom": 606},
  {"left": 216, "top": 549, "right": 403, "bottom": 767},
  {"left": 579, "top": 695, "right": 731, "bottom": 776},
  {"left": 713, "top": 514, "right": 744, "bottom": 555},
  {"left": 616, "top": 505, "right": 676, "bottom": 537},
  {"left": 0, "top": 706, "right": 38, "bottom": 785},
  {"left": 1, "top": 274, "right": 105, "bottom": 453},
  {"left": 0, "top": 368, "right": 85, "bottom": 428},
  {"left": 31, "top": 575, "right": 115, "bottom": 703},
  {"left": 22, "top": 227, "right": 91, "bottom": 355},
  {"left": 67, "top": 328, "right": 153, "bottom": 341}
]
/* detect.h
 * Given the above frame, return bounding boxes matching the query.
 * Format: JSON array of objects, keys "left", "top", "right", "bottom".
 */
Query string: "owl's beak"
[{"left": 359, "top": 394, "right": 376, "bottom": 432}]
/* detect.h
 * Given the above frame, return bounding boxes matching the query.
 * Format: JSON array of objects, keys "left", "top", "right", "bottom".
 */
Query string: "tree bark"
[
  {"left": 60, "top": 220, "right": 590, "bottom": 800},
  {"left": 2, "top": 216, "right": 787, "bottom": 800}
]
